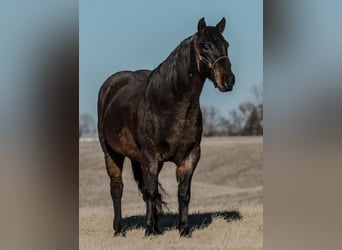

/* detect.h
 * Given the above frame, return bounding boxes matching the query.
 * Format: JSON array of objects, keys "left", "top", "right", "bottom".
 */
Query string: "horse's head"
[{"left": 194, "top": 17, "right": 235, "bottom": 92}]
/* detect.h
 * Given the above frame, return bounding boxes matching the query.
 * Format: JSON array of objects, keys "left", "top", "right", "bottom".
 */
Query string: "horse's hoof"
[
  {"left": 145, "top": 228, "right": 160, "bottom": 237},
  {"left": 179, "top": 226, "right": 191, "bottom": 237},
  {"left": 114, "top": 231, "right": 121, "bottom": 237},
  {"left": 114, "top": 231, "right": 125, "bottom": 237},
  {"left": 144, "top": 230, "right": 155, "bottom": 237},
  {"left": 154, "top": 226, "right": 162, "bottom": 235}
]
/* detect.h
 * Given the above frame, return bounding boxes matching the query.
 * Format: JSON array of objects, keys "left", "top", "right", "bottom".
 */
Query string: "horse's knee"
[
  {"left": 142, "top": 172, "right": 158, "bottom": 200},
  {"left": 143, "top": 185, "right": 157, "bottom": 201}
]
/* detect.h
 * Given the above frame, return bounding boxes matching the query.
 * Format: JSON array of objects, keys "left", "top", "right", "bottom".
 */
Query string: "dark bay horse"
[{"left": 97, "top": 17, "right": 235, "bottom": 237}]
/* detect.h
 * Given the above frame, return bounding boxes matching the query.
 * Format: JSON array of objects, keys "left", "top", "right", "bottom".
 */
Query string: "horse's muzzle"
[{"left": 219, "top": 74, "right": 235, "bottom": 92}]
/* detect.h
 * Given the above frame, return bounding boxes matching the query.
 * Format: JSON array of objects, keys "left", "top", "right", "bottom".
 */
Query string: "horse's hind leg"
[
  {"left": 176, "top": 146, "right": 200, "bottom": 237},
  {"left": 140, "top": 152, "right": 164, "bottom": 236},
  {"left": 104, "top": 152, "right": 125, "bottom": 236},
  {"left": 131, "top": 160, "right": 144, "bottom": 195}
]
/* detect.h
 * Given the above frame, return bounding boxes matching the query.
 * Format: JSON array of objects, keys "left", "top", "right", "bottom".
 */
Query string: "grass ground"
[{"left": 79, "top": 136, "right": 263, "bottom": 250}]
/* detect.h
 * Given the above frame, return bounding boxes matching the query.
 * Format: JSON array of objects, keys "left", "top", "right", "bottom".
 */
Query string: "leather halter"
[{"left": 192, "top": 35, "right": 228, "bottom": 73}]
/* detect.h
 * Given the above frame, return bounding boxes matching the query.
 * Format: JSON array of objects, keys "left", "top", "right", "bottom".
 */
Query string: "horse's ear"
[
  {"left": 216, "top": 17, "right": 226, "bottom": 33},
  {"left": 197, "top": 17, "right": 206, "bottom": 34}
]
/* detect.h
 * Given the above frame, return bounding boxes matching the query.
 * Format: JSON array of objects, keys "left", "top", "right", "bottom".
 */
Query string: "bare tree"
[
  {"left": 228, "top": 109, "right": 243, "bottom": 135},
  {"left": 201, "top": 84, "right": 263, "bottom": 136},
  {"left": 251, "top": 84, "right": 263, "bottom": 105},
  {"left": 238, "top": 101, "right": 255, "bottom": 116},
  {"left": 201, "top": 106, "right": 221, "bottom": 136},
  {"left": 217, "top": 116, "right": 231, "bottom": 135},
  {"left": 242, "top": 84, "right": 263, "bottom": 135},
  {"left": 223, "top": 84, "right": 263, "bottom": 136},
  {"left": 242, "top": 104, "right": 263, "bottom": 135},
  {"left": 79, "top": 113, "right": 96, "bottom": 137}
]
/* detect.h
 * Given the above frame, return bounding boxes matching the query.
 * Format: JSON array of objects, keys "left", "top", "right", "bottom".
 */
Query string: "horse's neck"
[
  {"left": 147, "top": 72, "right": 205, "bottom": 108},
  {"left": 146, "top": 38, "right": 206, "bottom": 107},
  {"left": 179, "top": 73, "right": 205, "bottom": 104}
]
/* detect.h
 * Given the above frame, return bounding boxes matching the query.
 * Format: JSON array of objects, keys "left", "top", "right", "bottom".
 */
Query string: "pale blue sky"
[{"left": 79, "top": 0, "right": 262, "bottom": 119}]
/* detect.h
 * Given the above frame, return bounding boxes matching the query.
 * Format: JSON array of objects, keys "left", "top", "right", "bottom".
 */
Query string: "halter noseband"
[
  {"left": 197, "top": 54, "right": 228, "bottom": 69},
  {"left": 192, "top": 35, "right": 228, "bottom": 73}
]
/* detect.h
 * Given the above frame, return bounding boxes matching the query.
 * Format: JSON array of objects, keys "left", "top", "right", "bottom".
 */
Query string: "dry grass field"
[{"left": 80, "top": 136, "right": 263, "bottom": 250}]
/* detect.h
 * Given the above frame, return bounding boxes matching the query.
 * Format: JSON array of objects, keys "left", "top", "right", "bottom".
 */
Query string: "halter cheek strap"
[{"left": 192, "top": 35, "right": 228, "bottom": 73}]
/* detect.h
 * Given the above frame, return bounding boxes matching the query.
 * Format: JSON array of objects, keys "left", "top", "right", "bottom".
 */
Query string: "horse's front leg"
[
  {"left": 176, "top": 146, "right": 200, "bottom": 237},
  {"left": 141, "top": 152, "right": 160, "bottom": 236}
]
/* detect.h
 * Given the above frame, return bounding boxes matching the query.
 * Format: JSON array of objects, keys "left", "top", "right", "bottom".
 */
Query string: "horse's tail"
[
  {"left": 131, "top": 161, "right": 168, "bottom": 216},
  {"left": 156, "top": 182, "right": 168, "bottom": 216}
]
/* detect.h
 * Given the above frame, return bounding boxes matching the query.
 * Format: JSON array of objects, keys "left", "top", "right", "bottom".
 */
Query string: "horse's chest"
[
  {"left": 158, "top": 127, "right": 200, "bottom": 162},
  {"left": 143, "top": 106, "right": 202, "bottom": 162},
  {"left": 158, "top": 140, "right": 194, "bottom": 162}
]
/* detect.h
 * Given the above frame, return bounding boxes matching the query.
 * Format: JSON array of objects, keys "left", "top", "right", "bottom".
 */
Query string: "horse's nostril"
[
  {"left": 229, "top": 75, "right": 235, "bottom": 84},
  {"left": 223, "top": 75, "right": 235, "bottom": 85}
]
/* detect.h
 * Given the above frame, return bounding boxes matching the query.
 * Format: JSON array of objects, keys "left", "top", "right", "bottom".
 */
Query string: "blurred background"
[{"left": 1, "top": 0, "right": 342, "bottom": 249}]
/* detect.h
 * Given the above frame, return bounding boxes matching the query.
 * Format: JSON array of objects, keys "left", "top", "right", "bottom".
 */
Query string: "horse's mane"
[{"left": 145, "top": 35, "right": 195, "bottom": 102}]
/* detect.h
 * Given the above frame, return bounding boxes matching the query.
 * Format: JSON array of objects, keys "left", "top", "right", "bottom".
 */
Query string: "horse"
[{"left": 97, "top": 17, "right": 235, "bottom": 237}]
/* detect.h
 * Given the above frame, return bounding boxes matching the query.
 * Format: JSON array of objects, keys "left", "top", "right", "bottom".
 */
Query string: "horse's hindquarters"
[
  {"left": 104, "top": 125, "right": 141, "bottom": 161},
  {"left": 98, "top": 70, "right": 150, "bottom": 161}
]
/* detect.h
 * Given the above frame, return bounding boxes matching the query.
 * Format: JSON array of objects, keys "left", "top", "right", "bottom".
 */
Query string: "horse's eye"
[{"left": 201, "top": 43, "right": 212, "bottom": 51}]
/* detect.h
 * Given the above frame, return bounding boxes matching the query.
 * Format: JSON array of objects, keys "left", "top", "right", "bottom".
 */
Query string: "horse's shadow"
[{"left": 122, "top": 210, "right": 241, "bottom": 234}]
